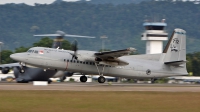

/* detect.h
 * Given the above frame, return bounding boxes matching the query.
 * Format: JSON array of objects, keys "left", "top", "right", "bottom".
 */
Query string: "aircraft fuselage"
[{"left": 11, "top": 47, "right": 187, "bottom": 79}]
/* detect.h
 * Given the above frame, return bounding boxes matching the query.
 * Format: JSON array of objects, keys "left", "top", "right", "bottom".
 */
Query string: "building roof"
[{"left": 143, "top": 22, "right": 167, "bottom": 26}]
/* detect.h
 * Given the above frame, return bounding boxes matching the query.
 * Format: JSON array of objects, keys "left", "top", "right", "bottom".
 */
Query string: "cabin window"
[
  {"left": 77, "top": 61, "right": 79, "bottom": 63},
  {"left": 86, "top": 62, "right": 88, "bottom": 64},
  {"left": 34, "top": 51, "right": 38, "bottom": 53},
  {"left": 80, "top": 61, "right": 82, "bottom": 64},
  {"left": 83, "top": 62, "right": 85, "bottom": 64},
  {"left": 70, "top": 60, "right": 72, "bottom": 62},
  {"left": 74, "top": 60, "right": 76, "bottom": 63}
]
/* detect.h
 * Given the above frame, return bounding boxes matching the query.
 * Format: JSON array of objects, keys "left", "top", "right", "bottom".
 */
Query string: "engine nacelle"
[
  {"left": 79, "top": 56, "right": 103, "bottom": 62},
  {"left": 65, "top": 71, "right": 74, "bottom": 77},
  {"left": 1, "top": 67, "right": 10, "bottom": 74},
  {"left": 99, "top": 61, "right": 118, "bottom": 66}
]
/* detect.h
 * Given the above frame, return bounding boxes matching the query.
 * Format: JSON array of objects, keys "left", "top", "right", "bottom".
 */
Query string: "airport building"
[{"left": 141, "top": 20, "right": 168, "bottom": 54}]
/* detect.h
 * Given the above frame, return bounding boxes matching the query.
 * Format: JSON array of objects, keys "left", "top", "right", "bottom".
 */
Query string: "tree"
[
  {"left": 62, "top": 40, "right": 72, "bottom": 50},
  {"left": 15, "top": 46, "right": 30, "bottom": 53},
  {"left": 1, "top": 50, "right": 15, "bottom": 64},
  {"left": 33, "top": 37, "right": 53, "bottom": 48}
]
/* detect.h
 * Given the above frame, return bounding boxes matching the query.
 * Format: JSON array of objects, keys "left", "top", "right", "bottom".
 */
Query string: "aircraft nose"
[{"left": 10, "top": 53, "right": 24, "bottom": 61}]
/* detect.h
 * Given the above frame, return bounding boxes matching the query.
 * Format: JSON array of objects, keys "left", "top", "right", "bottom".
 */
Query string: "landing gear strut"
[
  {"left": 80, "top": 75, "right": 87, "bottom": 82},
  {"left": 19, "top": 62, "right": 25, "bottom": 73},
  {"left": 95, "top": 63, "right": 106, "bottom": 83}
]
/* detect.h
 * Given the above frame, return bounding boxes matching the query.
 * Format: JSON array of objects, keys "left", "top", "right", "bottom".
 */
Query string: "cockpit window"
[{"left": 27, "top": 50, "right": 32, "bottom": 53}]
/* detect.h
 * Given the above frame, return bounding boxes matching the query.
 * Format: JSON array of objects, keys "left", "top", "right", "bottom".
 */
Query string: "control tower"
[{"left": 141, "top": 20, "right": 168, "bottom": 54}]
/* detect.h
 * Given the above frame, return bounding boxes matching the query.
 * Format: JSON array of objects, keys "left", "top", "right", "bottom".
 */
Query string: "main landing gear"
[
  {"left": 95, "top": 63, "right": 106, "bottom": 83},
  {"left": 79, "top": 63, "right": 106, "bottom": 83},
  {"left": 98, "top": 76, "right": 106, "bottom": 83},
  {"left": 151, "top": 78, "right": 157, "bottom": 84}
]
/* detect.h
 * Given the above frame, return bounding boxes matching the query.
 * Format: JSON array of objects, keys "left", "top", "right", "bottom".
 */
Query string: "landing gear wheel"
[
  {"left": 48, "top": 80, "right": 52, "bottom": 84},
  {"left": 98, "top": 76, "right": 106, "bottom": 83},
  {"left": 60, "top": 76, "right": 66, "bottom": 82},
  {"left": 80, "top": 75, "right": 87, "bottom": 82},
  {"left": 19, "top": 69, "right": 25, "bottom": 73},
  {"left": 151, "top": 78, "right": 157, "bottom": 84}
]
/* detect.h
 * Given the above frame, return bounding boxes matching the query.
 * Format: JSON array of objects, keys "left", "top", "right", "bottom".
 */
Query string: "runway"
[{"left": 0, "top": 82, "right": 200, "bottom": 92}]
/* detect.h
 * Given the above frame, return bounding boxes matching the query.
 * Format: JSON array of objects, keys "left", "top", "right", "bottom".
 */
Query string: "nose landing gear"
[{"left": 18, "top": 62, "right": 25, "bottom": 73}]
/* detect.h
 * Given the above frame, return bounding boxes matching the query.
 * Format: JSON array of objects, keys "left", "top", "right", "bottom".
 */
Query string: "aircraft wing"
[{"left": 94, "top": 47, "right": 136, "bottom": 66}]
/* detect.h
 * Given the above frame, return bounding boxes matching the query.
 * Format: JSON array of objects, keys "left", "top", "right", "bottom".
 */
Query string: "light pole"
[
  {"left": 100, "top": 35, "right": 107, "bottom": 52},
  {"left": 0, "top": 42, "right": 3, "bottom": 64}
]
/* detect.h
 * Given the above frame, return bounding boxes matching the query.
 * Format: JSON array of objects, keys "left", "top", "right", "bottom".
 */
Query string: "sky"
[{"left": 0, "top": 0, "right": 80, "bottom": 6}]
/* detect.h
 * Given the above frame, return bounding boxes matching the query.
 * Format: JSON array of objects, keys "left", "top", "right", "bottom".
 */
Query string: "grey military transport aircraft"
[
  {"left": 10, "top": 29, "right": 188, "bottom": 83},
  {"left": 0, "top": 31, "right": 94, "bottom": 83}
]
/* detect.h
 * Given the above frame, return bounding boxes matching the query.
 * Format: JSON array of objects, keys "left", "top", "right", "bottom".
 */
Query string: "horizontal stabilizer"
[{"left": 164, "top": 60, "right": 187, "bottom": 66}]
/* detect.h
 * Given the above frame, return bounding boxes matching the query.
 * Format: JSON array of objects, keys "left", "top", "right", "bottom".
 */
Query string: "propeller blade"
[
  {"left": 71, "top": 40, "right": 78, "bottom": 52},
  {"left": 71, "top": 40, "right": 78, "bottom": 60},
  {"left": 34, "top": 30, "right": 95, "bottom": 38},
  {"left": 34, "top": 34, "right": 61, "bottom": 36}
]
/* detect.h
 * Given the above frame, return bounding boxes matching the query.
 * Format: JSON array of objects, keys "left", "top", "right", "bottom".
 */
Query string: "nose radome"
[
  {"left": 10, "top": 53, "right": 23, "bottom": 61},
  {"left": 10, "top": 54, "right": 15, "bottom": 60}
]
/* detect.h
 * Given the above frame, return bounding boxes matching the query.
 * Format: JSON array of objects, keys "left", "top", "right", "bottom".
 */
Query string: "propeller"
[
  {"left": 34, "top": 30, "right": 95, "bottom": 38},
  {"left": 70, "top": 40, "right": 78, "bottom": 60}
]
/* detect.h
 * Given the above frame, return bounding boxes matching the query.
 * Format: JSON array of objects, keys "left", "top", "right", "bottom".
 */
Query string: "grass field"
[{"left": 0, "top": 91, "right": 200, "bottom": 112}]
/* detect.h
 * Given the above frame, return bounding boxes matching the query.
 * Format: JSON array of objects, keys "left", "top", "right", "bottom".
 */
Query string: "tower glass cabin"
[{"left": 141, "top": 22, "right": 168, "bottom": 54}]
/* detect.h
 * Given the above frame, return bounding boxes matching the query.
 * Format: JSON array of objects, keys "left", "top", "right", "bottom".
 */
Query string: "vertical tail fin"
[{"left": 163, "top": 28, "right": 186, "bottom": 63}]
